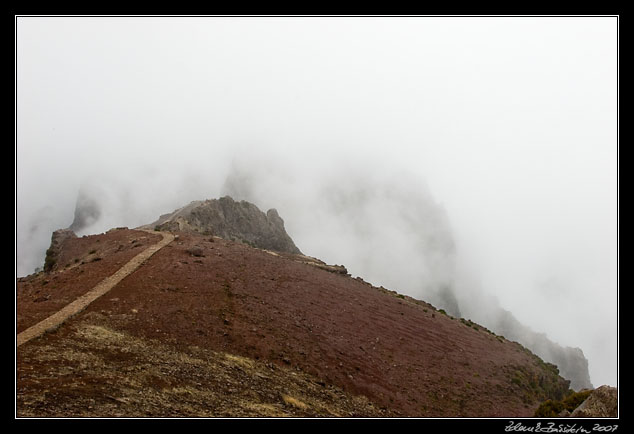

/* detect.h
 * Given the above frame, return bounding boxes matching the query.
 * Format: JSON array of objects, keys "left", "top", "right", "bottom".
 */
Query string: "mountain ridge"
[
  {"left": 18, "top": 224, "right": 574, "bottom": 417},
  {"left": 141, "top": 196, "right": 302, "bottom": 255}
]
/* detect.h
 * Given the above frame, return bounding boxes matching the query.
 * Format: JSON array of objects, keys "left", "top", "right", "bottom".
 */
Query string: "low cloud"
[{"left": 16, "top": 16, "right": 617, "bottom": 388}]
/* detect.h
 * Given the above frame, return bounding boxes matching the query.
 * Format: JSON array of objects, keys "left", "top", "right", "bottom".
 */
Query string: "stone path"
[{"left": 17, "top": 230, "right": 174, "bottom": 348}]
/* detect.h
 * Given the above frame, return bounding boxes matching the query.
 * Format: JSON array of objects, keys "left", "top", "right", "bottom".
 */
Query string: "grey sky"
[{"left": 16, "top": 16, "right": 618, "bottom": 387}]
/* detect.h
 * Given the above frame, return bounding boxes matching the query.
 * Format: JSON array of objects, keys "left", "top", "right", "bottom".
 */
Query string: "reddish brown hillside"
[
  {"left": 17, "top": 229, "right": 162, "bottom": 333},
  {"left": 17, "top": 228, "right": 569, "bottom": 417}
]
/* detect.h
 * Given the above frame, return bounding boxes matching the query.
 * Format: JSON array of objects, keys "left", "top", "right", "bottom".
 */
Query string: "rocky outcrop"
[
  {"left": 68, "top": 189, "right": 101, "bottom": 233},
  {"left": 296, "top": 255, "right": 349, "bottom": 275},
  {"left": 147, "top": 196, "right": 302, "bottom": 255},
  {"left": 570, "top": 385, "right": 618, "bottom": 418},
  {"left": 43, "top": 229, "right": 77, "bottom": 272},
  {"left": 491, "top": 308, "right": 593, "bottom": 391}
]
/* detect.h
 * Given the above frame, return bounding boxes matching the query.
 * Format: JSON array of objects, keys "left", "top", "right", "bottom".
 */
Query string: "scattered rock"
[
  {"left": 33, "top": 295, "right": 50, "bottom": 303},
  {"left": 186, "top": 246, "right": 205, "bottom": 257},
  {"left": 305, "top": 261, "right": 348, "bottom": 275},
  {"left": 160, "top": 286, "right": 180, "bottom": 293}
]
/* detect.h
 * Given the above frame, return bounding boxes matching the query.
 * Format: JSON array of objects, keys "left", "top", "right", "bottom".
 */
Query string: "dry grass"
[{"left": 17, "top": 314, "right": 384, "bottom": 418}]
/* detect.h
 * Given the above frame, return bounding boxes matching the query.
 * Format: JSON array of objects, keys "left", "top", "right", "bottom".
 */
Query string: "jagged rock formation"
[
  {"left": 490, "top": 309, "right": 593, "bottom": 391},
  {"left": 145, "top": 196, "right": 302, "bottom": 255},
  {"left": 43, "top": 229, "right": 76, "bottom": 272},
  {"left": 68, "top": 189, "right": 101, "bottom": 233},
  {"left": 569, "top": 385, "right": 618, "bottom": 417}
]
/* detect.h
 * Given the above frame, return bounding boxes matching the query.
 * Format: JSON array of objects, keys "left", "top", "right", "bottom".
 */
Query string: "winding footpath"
[{"left": 17, "top": 230, "right": 174, "bottom": 348}]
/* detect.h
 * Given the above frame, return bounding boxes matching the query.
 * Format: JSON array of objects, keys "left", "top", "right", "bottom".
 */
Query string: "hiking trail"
[{"left": 17, "top": 230, "right": 174, "bottom": 347}]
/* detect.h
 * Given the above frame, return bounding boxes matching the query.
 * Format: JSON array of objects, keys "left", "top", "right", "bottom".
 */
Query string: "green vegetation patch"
[
  {"left": 505, "top": 364, "right": 569, "bottom": 407},
  {"left": 43, "top": 247, "right": 57, "bottom": 272},
  {"left": 534, "top": 389, "right": 592, "bottom": 417}
]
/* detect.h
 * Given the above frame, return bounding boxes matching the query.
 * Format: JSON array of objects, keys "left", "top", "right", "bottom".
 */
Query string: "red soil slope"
[{"left": 16, "top": 228, "right": 569, "bottom": 417}]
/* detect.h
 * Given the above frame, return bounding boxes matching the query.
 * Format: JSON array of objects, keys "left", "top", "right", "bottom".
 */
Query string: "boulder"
[
  {"left": 569, "top": 385, "right": 618, "bottom": 418},
  {"left": 186, "top": 246, "right": 205, "bottom": 257}
]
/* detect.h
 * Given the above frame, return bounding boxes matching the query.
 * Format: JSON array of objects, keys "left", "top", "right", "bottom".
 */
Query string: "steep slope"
[
  {"left": 489, "top": 309, "right": 593, "bottom": 391},
  {"left": 221, "top": 164, "right": 594, "bottom": 392},
  {"left": 17, "top": 228, "right": 571, "bottom": 417},
  {"left": 60, "top": 179, "right": 594, "bottom": 393}
]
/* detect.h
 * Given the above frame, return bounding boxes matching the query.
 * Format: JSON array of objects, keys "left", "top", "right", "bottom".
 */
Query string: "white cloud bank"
[{"left": 16, "top": 16, "right": 617, "bottom": 387}]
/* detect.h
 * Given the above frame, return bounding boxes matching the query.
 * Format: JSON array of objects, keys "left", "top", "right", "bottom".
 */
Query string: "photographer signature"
[{"left": 505, "top": 421, "right": 618, "bottom": 433}]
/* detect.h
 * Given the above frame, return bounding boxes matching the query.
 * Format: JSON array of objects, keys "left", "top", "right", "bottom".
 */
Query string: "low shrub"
[
  {"left": 534, "top": 390, "right": 592, "bottom": 417},
  {"left": 43, "top": 247, "right": 56, "bottom": 272}
]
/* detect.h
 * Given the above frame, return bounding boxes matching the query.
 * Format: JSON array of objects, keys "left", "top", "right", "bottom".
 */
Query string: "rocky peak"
[
  {"left": 68, "top": 189, "right": 101, "bottom": 233},
  {"left": 147, "top": 196, "right": 302, "bottom": 255},
  {"left": 43, "top": 229, "right": 77, "bottom": 272}
]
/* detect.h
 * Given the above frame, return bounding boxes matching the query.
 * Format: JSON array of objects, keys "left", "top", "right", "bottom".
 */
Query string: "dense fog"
[{"left": 16, "top": 16, "right": 617, "bottom": 388}]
